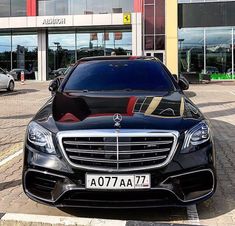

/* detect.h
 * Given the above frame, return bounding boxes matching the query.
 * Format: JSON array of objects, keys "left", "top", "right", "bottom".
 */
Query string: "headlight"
[
  {"left": 27, "top": 121, "right": 56, "bottom": 154},
  {"left": 182, "top": 121, "right": 210, "bottom": 153}
]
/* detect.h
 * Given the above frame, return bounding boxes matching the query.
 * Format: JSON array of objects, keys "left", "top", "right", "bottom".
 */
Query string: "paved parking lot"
[
  {"left": 0, "top": 81, "right": 235, "bottom": 225},
  {"left": 0, "top": 82, "right": 50, "bottom": 162}
]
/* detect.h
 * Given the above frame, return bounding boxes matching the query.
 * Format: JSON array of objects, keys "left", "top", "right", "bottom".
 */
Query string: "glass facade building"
[
  {"left": 0, "top": 0, "right": 235, "bottom": 81},
  {"left": 179, "top": 28, "right": 235, "bottom": 80},
  {"left": 0, "top": 0, "right": 169, "bottom": 80},
  {"left": 0, "top": 28, "right": 131, "bottom": 78},
  {"left": 38, "top": 0, "right": 134, "bottom": 16},
  {"left": 143, "top": 0, "right": 165, "bottom": 51},
  {"left": 0, "top": 0, "right": 136, "bottom": 80},
  {"left": 0, "top": 0, "right": 27, "bottom": 17},
  {"left": 178, "top": 0, "right": 235, "bottom": 80},
  {"left": 48, "top": 30, "right": 132, "bottom": 74},
  {"left": 0, "top": 0, "right": 135, "bottom": 17},
  {"left": 0, "top": 32, "right": 37, "bottom": 73}
]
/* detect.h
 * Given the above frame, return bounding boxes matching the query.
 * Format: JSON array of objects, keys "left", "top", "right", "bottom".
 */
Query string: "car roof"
[{"left": 76, "top": 56, "right": 160, "bottom": 65}]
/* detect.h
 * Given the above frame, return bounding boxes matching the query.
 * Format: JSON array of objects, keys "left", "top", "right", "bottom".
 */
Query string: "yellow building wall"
[{"left": 165, "top": 0, "right": 178, "bottom": 75}]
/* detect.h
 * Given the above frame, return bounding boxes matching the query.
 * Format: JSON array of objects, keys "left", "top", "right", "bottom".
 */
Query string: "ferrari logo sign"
[{"left": 123, "top": 13, "right": 131, "bottom": 25}]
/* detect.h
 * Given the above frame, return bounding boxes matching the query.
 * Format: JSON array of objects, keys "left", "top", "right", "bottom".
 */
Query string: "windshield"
[{"left": 63, "top": 60, "right": 175, "bottom": 92}]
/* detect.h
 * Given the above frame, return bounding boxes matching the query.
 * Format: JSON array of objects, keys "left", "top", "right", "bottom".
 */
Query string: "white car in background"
[{"left": 0, "top": 68, "right": 15, "bottom": 91}]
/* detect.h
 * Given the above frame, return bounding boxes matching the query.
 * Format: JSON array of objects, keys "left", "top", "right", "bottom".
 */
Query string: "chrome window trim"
[{"left": 56, "top": 129, "right": 179, "bottom": 172}]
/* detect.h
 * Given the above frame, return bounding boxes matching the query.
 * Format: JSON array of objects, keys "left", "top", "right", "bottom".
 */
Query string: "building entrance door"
[{"left": 144, "top": 51, "right": 165, "bottom": 64}]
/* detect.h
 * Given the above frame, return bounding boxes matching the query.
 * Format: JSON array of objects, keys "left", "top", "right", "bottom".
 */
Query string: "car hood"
[{"left": 34, "top": 91, "right": 204, "bottom": 134}]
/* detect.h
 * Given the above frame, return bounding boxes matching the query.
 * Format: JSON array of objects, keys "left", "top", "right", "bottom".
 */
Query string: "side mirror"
[
  {"left": 49, "top": 80, "right": 59, "bottom": 93},
  {"left": 178, "top": 75, "right": 189, "bottom": 90}
]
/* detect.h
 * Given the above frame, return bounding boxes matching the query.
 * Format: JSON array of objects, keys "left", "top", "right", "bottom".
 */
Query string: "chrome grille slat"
[
  {"left": 63, "top": 140, "right": 173, "bottom": 146},
  {"left": 57, "top": 129, "right": 179, "bottom": 172},
  {"left": 69, "top": 155, "right": 167, "bottom": 164},
  {"left": 65, "top": 148, "right": 171, "bottom": 155}
]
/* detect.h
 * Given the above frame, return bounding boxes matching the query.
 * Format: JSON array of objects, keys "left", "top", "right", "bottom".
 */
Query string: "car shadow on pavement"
[
  {"left": 184, "top": 91, "right": 196, "bottom": 98},
  {"left": 126, "top": 223, "right": 191, "bottom": 226},
  {"left": 204, "top": 108, "right": 235, "bottom": 119},
  {"left": 60, "top": 207, "right": 187, "bottom": 222},
  {"left": 196, "top": 101, "right": 235, "bottom": 108},
  {"left": 0, "top": 114, "right": 35, "bottom": 120},
  {"left": 0, "top": 179, "right": 21, "bottom": 192},
  {"left": 0, "top": 125, "right": 27, "bottom": 130},
  {"left": 0, "top": 141, "right": 22, "bottom": 146},
  {"left": 0, "top": 89, "right": 39, "bottom": 96}
]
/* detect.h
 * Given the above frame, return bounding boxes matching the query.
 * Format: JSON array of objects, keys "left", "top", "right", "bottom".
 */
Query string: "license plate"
[{"left": 86, "top": 174, "right": 151, "bottom": 190}]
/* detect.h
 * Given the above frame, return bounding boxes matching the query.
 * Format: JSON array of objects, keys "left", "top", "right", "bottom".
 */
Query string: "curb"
[{"left": 0, "top": 213, "right": 126, "bottom": 226}]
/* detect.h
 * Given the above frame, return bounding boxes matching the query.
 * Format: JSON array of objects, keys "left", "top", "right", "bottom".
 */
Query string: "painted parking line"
[
  {"left": 1, "top": 91, "right": 22, "bottom": 96},
  {"left": 0, "top": 149, "right": 23, "bottom": 167},
  {"left": 230, "top": 91, "right": 235, "bottom": 96},
  {"left": 187, "top": 205, "right": 200, "bottom": 225}
]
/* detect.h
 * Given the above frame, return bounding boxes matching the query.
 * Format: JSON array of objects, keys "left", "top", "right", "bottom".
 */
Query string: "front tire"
[{"left": 7, "top": 80, "right": 14, "bottom": 92}]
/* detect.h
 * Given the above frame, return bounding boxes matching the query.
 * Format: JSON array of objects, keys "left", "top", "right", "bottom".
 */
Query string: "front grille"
[{"left": 58, "top": 130, "right": 178, "bottom": 171}]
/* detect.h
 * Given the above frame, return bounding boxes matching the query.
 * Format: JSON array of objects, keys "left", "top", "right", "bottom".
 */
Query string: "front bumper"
[
  {"left": 23, "top": 168, "right": 215, "bottom": 208},
  {"left": 23, "top": 144, "right": 216, "bottom": 208}
]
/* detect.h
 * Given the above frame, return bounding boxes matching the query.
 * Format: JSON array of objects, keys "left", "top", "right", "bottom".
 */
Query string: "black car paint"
[{"left": 23, "top": 57, "right": 216, "bottom": 208}]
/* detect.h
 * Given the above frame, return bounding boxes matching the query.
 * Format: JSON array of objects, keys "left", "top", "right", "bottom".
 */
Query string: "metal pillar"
[{"left": 38, "top": 29, "right": 48, "bottom": 81}]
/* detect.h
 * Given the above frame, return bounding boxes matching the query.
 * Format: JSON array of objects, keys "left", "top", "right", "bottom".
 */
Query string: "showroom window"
[
  {"left": 0, "top": 33, "right": 11, "bottom": 71},
  {"left": 48, "top": 31, "right": 76, "bottom": 79},
  {"left": 0, "top": 0, "right": 27, "bottom": 17},
  {"left": 38, "top": 0, "right": 69, "bottom": 16},
  {"left": 143, "top": 0, "right": 165, "bottom": 51},
  {"left": 178, "top": 28, "right": 204, "bottom": 74},
  {"left": 178, "top": 27, "right": 235, "bottom": 80},
  {"left": 85, "top": 0, "right": 133, "bottom": 14},
  {"left": 178, "top": 0, "right": 235, "bottom": 3},
  {"left": 0, "top": 32, "right": 37, "bottom": 78},
  {"left": 12, "top": 32, "right": 38, "bottom": 75},
  {"left": 206, "top": 28, "right": 232, "bottom": 80},
  {"left": 38, "top": 0, "right": 134, "bottom": 16},
  {"left": 76, "top": 30, "right": 132, "bottom": 59},
  {"left": 0, "top": 1, "right": 10, "bottom": 17},
  {"left": 11, "top": 0, "right": 27, "bottom": 17},
  {"left": 48, "top": 29, "right": 132, "bottom": 79}
]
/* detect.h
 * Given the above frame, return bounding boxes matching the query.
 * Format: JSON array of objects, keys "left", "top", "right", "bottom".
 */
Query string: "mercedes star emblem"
[{"left": 113, "top": 113, "right": 122, "bottom": 127}]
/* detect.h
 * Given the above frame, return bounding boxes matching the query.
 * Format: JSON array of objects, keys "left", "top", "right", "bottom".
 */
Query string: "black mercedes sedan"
[{"left": 22, "top": 56, "right": 216, "bottom": 208}]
